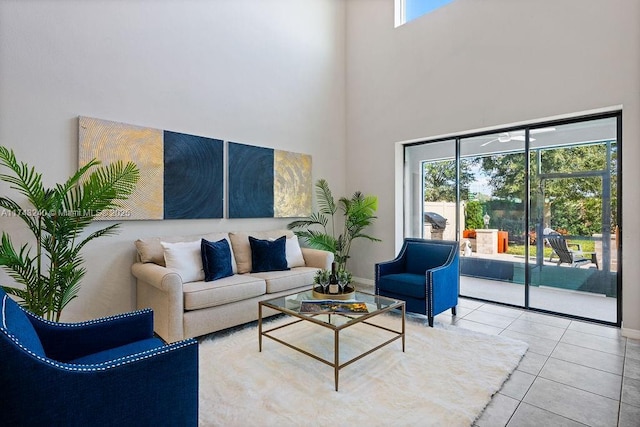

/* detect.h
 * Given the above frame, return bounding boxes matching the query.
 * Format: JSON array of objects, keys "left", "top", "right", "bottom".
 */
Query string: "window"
[
  {"left": 403, "top": 112, "right": 622, "bottom": 326},
  {"left": 396, "top": 0, "right": 455, "bottom": 26}
]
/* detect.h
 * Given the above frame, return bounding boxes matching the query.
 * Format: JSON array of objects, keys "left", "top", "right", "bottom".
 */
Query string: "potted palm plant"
[
  {"left": 0, "top": 146, "right": 139, "bottom": 321},
  {"left": 287, "top": 178, "right": 380, "bottom": 272}
]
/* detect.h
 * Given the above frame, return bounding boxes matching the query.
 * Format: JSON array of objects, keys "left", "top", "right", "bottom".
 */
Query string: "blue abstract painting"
[
  {"left": 163, "top": 131, "right": 224, "bottom": 219},
  {"left": 80, "top": 116, "right": 311, "bottom": 220},
  {"left": 228, "top": 142, "right": 274, "bottom": 218}
]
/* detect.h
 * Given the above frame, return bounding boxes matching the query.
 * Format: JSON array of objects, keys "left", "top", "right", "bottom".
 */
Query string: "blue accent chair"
[
  {"left": 375, "top": 238, "right": 459, "bottom": 327},
  {"left": 0, "top": 289, "right": 199, "bottom": 426}
]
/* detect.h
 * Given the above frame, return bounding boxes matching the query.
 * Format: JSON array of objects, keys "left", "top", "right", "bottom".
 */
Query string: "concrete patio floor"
[
  {"left": 460, "top": 275, "right": 617, "bottom": 323},
  {"left": 460, "top": 249, "right": 617, "bottom": 323}
]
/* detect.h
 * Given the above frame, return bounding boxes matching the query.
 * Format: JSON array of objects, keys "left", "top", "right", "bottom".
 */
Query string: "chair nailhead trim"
[
  {"left": 23, "top": 307, "right": 153, "bottom": 327},
  {"left": 1, "top": 295, "right": 7, "bottom": 329},
  {"left": 1, "top": 328, "right": 196, "bottom": 372}
]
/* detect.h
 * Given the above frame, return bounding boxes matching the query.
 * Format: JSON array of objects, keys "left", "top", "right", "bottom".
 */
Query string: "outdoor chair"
[
  {"left": 547, "top": 233, "right": 595, "bottom": 268},
  {"left": 375, "top": 238, "right": 459, "bottom": 327},
  {"left": 0, "top": 288, "right": 199, "bottom": 426}
]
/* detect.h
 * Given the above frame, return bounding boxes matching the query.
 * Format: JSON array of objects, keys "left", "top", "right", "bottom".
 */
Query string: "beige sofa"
[{"left": 131, "top": 229, "right": 333, "bottom": 343}]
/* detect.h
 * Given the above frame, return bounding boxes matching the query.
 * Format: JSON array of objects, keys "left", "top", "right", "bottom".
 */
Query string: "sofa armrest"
[
  {"left": 131, "top": 262, "right": 183, "bottom": 292},
  {"left": 426, "top": 252, "right": 460, "bottom": 316},
  {"left": 131, "top": 262, "right": 185, "bottom": 343},
  {"left": 301, "top": 248, "right": 334, "bottom": 270},
  {"left": 376, "top": 258, "right": 405, "bottom": 277}
]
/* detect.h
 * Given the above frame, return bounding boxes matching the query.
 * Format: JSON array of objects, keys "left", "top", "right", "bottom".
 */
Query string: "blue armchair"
[
  {"left": 375, "top": 238, "right": 459, "bottom": 327},
  {"left": 0, "top": 289, "right": 199, "bottom": 426}
]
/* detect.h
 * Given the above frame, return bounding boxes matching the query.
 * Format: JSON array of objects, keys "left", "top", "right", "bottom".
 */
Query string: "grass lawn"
[{"left": 507, "top": 241, "right": 595, "bottom": 258}]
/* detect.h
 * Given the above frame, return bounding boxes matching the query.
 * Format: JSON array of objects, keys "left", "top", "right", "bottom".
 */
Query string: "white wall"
[
  {"left": 2, "top": 0, "right": 639, "bottom": 334},
  {"left": 345, "top": 0, "right": 640, "bottom": 334},
  {"left": 0, "top": 0, "right": 346, "bottom": 321}
]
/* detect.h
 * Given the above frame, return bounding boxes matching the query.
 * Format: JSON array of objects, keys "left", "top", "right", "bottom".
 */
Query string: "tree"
[
  {"left": 477, "top": 143, "right": 617, "bottom": 236},
  {"left": 423, "top": 158, "right": 475, "bottom": 202},
  {"left": 465, "top": 200, "right": 485, "bottom": 230},
  {"left": 478, "top": 152, "right": 526, "bottom": 201}
]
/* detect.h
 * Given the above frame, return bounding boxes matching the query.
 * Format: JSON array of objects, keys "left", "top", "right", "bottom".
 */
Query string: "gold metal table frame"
[{"left": 258, "top": 290, "right": 405, "bottom": 391}]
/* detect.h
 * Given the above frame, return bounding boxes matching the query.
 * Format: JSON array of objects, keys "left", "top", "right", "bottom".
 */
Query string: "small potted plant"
[{"left": 314, "top": 269, "right": 331, "bottom": 293}]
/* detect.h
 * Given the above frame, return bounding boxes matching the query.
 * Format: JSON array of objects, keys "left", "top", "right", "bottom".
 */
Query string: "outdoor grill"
[
  {"left": 424, "top": 212, "right": 447, "bottom": 240},
  {"left": 424, "top": 212, "right": 447, "bottom": 230}
]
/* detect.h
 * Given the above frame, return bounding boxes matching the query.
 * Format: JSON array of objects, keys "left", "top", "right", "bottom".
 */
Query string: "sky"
[{"left": 406, "top": 0, "right": 455, "bottom": 21}]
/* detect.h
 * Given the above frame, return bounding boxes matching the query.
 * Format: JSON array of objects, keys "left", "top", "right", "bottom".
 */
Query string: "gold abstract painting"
[
  {"left": 274, "top": 150, "right": 312, "bottom": 218},
  {"left": 79, "top": 116, "right": 311, "bottom": 220},
  {"left": 79, "top": 116, "right": 163, "bottom": 220}
]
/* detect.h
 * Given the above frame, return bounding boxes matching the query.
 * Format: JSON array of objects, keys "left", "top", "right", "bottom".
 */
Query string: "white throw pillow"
[
  {"left": 286, "top": 235, "right": 306, "bottom": 268},
  {"left": 161, "top": 240, "right": 204, "bottom": 283}
]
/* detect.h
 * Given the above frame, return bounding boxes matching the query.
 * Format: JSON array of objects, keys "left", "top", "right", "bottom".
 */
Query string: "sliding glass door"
[
  {"left": 404, "top": 139, "right": 457, "bottom": 240},
  {"left": 527, "top": 118, "right": 618, "bottom": 322},
  {"left": 403, "top": 113, "right": 621, "bottom": 325},
  {"left": 458, "top": 131, "right": 527, "bottom": 307}
]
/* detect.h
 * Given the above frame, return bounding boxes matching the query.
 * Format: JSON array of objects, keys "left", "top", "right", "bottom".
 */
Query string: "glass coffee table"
[{"left": 258, "top": 289, "right": 405, "bottom": 391}]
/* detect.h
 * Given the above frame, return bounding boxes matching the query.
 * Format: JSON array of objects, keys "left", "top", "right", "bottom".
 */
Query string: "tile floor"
[{"left": 431, "top": 297, "right": 640, "bottom": 427}]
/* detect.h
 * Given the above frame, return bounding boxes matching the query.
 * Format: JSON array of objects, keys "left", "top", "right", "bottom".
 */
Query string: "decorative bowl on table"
[{"left": 312, "top": 284, "right": 356, "bottom": 300}]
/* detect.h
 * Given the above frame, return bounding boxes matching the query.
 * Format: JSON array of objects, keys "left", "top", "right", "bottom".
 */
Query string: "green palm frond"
[
  {"left": 0, "top": 196, "right": 40, "bottom": 235},
  {"left": 287, "top": 212, "right": 329, "bottom": 234},
  {"left": 315, "top": 179, "right": 336, "bottom": 216},
  {"left": 75, "top": 223, "right": 121, "bottom": 253},
  {"left": 0, "top": 146, "right": 139, "bottom": 320},
  {"left": 0, "top": 233, "right": 44, "bottom": 312},
  {"left": 0, "top": 146, "right": 47, "bottom": 207},
  {"left": 287, "top": 179, "right": 380, "bottom": 271},
  {"left": 79, "top": 160, "right": 139, "bottom": 211},
  {"left": 304, "top": 231, "right": 338, "bottom": 253}
]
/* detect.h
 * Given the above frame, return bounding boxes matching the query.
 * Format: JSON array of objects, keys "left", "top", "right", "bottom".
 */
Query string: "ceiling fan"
[{"left": 480, "top": 127, "right": 556, "bottom": 147}]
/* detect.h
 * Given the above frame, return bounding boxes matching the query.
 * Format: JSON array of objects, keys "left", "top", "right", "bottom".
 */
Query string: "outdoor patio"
[{"left": 460, "top": 252, "right": 617, "bottom": 324}]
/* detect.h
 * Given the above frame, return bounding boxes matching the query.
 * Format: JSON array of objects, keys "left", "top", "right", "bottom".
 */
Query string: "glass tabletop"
[{"left": 260, "top": 289, "right": 404, "bottom": 325}]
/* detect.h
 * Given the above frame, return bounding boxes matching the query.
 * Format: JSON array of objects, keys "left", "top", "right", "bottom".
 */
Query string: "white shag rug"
[{"left": 198, "top": 314, "right": 528, "bottom": 427}]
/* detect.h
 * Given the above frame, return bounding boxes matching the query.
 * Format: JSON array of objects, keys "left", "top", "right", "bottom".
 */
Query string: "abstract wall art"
[
  {"left": 228, "top": 142, "right": 312, "bottom": 218},
  {"left": 163, "top": 131, "right": 224, "bottom": 219},
  {"left": 79, "top": 116, "right": 223, "bottom": 220},
  {"left": 79, "top": 116, "right": 311, "bottom": 220},
  {"left": 79, "top": 116, "right": 164, "bottom": 220},
  {"left": 228, "top": 142, "right": 274, "bottom": 218},
  {"left": 273, "top": 150, "right": 312, "bottom": 218}
]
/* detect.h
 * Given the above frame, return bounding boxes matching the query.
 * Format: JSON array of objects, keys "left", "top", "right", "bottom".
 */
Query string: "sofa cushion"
[
  {"left": 182, "top": 275, "right": 266, "bottom": 311},
  {"left": 248, "top": 267, "right": 318, "bottom": 294},
  {"left": 135, "top": 232, "right": 237, "bottom": 273},
  {"left": 229, "top": 230, "right": 294, "bottom": 273},
  {"left": 161, "top": 240, "right": 204, "bottom": 283},
  {"left": 286, "top": 235, "right": 306, "bottom": 268},
  {"left": 1, "top": 293, "right": 45, "bottom": 357},
  {"left": 201, "top": 238, "right": 234, "bottom": 281},
  {"left": 249, "top": 236, "right": 289, "bottom": 273}
]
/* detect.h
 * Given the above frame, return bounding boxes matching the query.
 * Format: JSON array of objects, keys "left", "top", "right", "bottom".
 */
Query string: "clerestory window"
[{"left": 396, "top": 0, "right": 455, "bottom": 27}]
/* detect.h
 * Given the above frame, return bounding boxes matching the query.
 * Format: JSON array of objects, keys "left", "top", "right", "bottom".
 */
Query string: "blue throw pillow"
[
  {"left": 201, "top": 238, "right": 234, "bottom": 281},
  {"left": 249, "top": 235, "right": 290, "bottom": 273}
]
